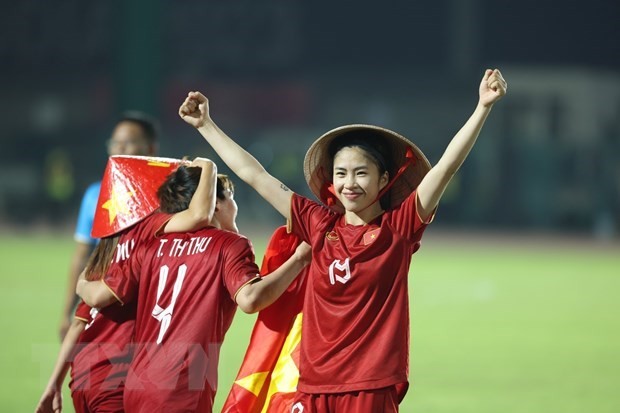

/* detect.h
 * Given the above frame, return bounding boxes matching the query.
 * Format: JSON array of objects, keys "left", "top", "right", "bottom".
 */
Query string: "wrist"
[
  {"left": 294, "top": 253, "right": 310, "bottom": 268},
  {"left": 197, "top": 120, "right": 216, "bottom": 133},
  {"left": 476, "top": 101, "right": 494, "bottom": 112}
]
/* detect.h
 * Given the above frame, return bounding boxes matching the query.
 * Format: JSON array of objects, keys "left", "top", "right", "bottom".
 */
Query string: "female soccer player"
[
  {"left": 73, "top": 165, "right": 310, "bottom": 412},
  {"left": 179, "top": 69, "right": 507, "bottom": 412},
  {"left": 35, "top": 156, "right": 221, "bottom": 413}
]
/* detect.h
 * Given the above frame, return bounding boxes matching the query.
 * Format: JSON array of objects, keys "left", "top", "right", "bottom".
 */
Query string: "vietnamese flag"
[
  {"left": 222, "top": 226, "right": 307, "bottom": 413},
  {"left": 92, "top": 155, "right": 183, "bottom": 238}
]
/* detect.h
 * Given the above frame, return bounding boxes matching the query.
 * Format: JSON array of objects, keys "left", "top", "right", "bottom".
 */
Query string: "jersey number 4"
[{"left": 151, "top": 264, "right": 187, "bottom": 344}]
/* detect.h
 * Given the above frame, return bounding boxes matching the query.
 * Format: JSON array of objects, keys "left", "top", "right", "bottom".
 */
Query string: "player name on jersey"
[{"left": 156, "top": 236, "right": 213, "bottom": 258}]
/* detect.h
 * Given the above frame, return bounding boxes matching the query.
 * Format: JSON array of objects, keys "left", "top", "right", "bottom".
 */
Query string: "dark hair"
[
  {"left": 118, "top": 111, "right": 160, "bottom": 144},
  {"left": 84, "top": 234, "right": 121, "bottom": 281},
  {"left": 328, "top": 130, "right": 393, "bottom": 175},
  {"left": 328, "top": 130, "right": 393, "bottom": 209},
  {"left": 157, "top": 166, "right": 234, "bottom": 214}
]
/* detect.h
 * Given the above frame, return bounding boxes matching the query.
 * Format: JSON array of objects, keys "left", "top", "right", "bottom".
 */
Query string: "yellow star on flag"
[
  {"left": 234, "top": 371, "right": 270, "bottom": 397},
  {"left": 102, "top": 188, "right": 135, "bottom": 224},
  {"left": 232, "top": 313, "right": 303, "bottom": 413},
  {"left": 363, "top": 228, "right": 380, "bottom": 245},
  {"left": 261, "top": 313, "right": 302, "bottom": 412}
]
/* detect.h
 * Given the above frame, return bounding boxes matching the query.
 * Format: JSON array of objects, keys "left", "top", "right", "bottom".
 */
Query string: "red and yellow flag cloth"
[
  {"left": 91, "top": 155, "right": 183, "bottom": 238},
  {"left": 223, "top": 226, "right": 308, "bottom": 413}
]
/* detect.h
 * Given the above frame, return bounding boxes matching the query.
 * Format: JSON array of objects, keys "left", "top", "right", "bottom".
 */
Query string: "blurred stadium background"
[{"left": 1, "top": 0, "right": 618, "bottom": 411}]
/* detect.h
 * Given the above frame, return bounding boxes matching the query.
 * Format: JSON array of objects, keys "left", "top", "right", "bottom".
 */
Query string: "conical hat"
[
  {"left": 303, "top": 124, "right": 431, "bottom": 212},
  {"left": 91, "top": 155, "right": 183, "bottom": 238}
]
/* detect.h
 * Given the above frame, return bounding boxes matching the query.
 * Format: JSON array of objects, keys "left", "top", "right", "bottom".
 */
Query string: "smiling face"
[{"left": 333, "top": 145, "right": 388, "bottom": 225}]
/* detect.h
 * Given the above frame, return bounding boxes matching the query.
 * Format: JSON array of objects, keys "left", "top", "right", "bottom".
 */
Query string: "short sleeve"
[
  {"left": 74, "top": 301, "right": 92, "bottom": 322},
  {"left": 289, "top": 194, "right": 333, "bottom": 244},
  {"left": 222, "top": 237, "right": 260, "bottom": 300},
  {"left": 74, "top": 182, "right": 101, "bottom": 244},
  {"left": 102, "top": 261, "right": 138, "bottom": 306},
  {"left": 387, "top": 190, "right": 433, "bottom": 249}
]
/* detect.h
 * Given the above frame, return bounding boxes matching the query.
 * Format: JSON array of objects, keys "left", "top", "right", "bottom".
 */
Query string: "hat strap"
[
  {"left": 374, "top": 146, "right": 416, "bottom": 204},
  {"left": 319, "top": 166, "right": 339, "bottom": 208}
]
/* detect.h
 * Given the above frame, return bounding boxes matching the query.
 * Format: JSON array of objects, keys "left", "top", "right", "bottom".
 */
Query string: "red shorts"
[
  {"left": 71, "top": 388, "right": 124, "bottom": 413},
  {"left": 291, "top": 386, "right": 399, "bottom": 413}
]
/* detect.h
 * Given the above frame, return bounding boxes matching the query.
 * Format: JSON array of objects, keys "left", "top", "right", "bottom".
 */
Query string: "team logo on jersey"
[
  {"left": 291, "top": 402, "right": 304, "bottom": 413},
  {"left": 325, "top": 231, "right": 339, "bottom": 241},
  {"left": 328, "top": 258, "right": 351, "bottom": 285}
]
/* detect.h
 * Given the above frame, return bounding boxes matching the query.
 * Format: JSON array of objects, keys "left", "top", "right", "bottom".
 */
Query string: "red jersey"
[
  {"left": 103, "top": 212, "right": 260, "bottom": 412},
  {"left": 69, "top": 214, "right": 167, "bottom": 395},
  {"left": 289, "top": 191, "right": 430, "bottom": 394},
  {"left": 70, "top": 300, "right": 135, "bottom": 393}
]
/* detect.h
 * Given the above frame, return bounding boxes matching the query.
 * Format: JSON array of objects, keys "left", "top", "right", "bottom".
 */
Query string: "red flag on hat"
[
  {"left": 222, "top": 226, "right": 307, "bottom": 413},
  {"left": 91, "top": 155, "right": 183, "bottom": 238}
]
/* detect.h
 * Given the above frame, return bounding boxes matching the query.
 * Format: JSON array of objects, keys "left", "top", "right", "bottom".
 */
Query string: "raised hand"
[
  {"left": 189, "top": 157, "right": 212, "bottom": 169},
  {"left": 179, "top": 91, "right": 211, "bottom": 129},
  {"left": 479, "top": 69, "right": 507, "bottom": 107}
]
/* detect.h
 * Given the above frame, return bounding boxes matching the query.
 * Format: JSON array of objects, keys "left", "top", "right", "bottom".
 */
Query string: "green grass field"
[{"left": 2, "top": 231, "right": 619, "bottom": 412}]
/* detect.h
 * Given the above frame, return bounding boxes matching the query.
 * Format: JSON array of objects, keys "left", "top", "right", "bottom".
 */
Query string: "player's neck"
[{"left": 344, "top": 204, "right": 384, "bottom": 226}]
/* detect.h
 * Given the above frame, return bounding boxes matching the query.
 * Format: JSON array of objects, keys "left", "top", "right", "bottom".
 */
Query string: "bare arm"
[
  {"left": 35, "top": 318, "right": 86, "bottom": 413},
  {"left": 59, "top": 242, "right": 91, "bottom": 340},
  {"left": 417, "top": 69, "right": 507, "bottom": 221},
  {"left": 235, "top": 242, "right": 311, "bottom": 313},
  {"left": 179, "top": 92, "right": 294, "bottom": 219},
  {"left": 76, "top": 270, "right": 118, "bottom": 308},
  {"left": 163, "top": 157, "right": 218, "bottom": 233}
]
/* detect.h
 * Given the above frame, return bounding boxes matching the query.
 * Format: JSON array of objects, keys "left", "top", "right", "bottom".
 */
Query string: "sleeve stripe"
[
  {"left": 286, "top": 195, "right": 294, "bottom": 234},
  {"left": 101, "top": 279, "right": 125, "bottom": 306},
  {"left": 233, "top": 275, "right": 261, "bottom": 303}
]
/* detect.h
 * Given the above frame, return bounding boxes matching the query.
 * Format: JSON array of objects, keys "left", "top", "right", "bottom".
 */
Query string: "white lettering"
[
  {"left": 197, "top": 236, "right": 211, "bottom": 253},
  {"left": 157, "top": 239, "right": 168, "bottom": 257},
  {"left": 170, "top": 239, "right": 188, "bottom": 257},
  {"left": 115, "top": 239, "right": 134, "bottom": 263},
  {"left": 84, "top": 307, "right": 99, "bottom": 330},
  {"left": 159, "top": 237, "right": 213, "bottom": 258}
]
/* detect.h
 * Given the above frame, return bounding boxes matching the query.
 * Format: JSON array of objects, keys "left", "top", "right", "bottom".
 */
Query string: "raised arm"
[
  {"left": 179, "top": 91, "right": 293, "bottom": 220},
  {"left": 235, "top": 242, "right": 311, "bottom": 314},
  {"left": 35, "top": 318, "right": 85, "bottom": 413},
  {"left": 417, "top": 69, "right": 507, "bottom": 221},
  {"left": 162, "top": 157, "right": 218, "bottom": 233}
]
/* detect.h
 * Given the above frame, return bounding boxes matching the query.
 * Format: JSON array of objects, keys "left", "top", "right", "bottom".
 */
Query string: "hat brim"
[{"left": 303, "top": 124, "right": 431, "bottom": 213}]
